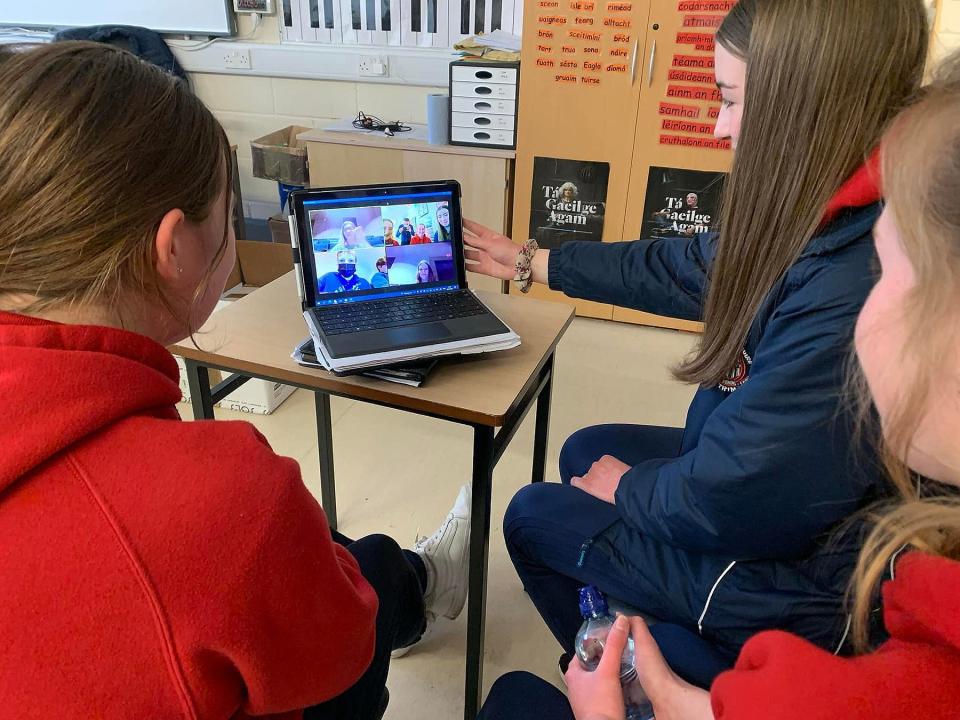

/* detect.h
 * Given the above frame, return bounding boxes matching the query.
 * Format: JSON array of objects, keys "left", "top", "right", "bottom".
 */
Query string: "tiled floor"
[{"left": 178, "top": 316, "right": 698, "bottom": 719}]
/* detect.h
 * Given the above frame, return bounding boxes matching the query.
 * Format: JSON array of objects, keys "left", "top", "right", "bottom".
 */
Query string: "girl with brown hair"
[
  {"left": 0, "top": 42, "right": 472, "bottom": 719},
  {"left": 479, "top": 47, "right": 960, "bottom": 720},
  {"left": 464, "top": 0, "right": 930, "bottom": 686}
]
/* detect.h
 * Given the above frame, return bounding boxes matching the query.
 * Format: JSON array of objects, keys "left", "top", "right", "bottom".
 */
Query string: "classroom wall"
[
  {"left": 188, "top": 14, "right": 444, "bottom": 219},
  {"left": 939, "top": 0, "right": 960, "bottom": 55},
  {"left": 195, "top": 2, "right": 960, "bottom": 220}
]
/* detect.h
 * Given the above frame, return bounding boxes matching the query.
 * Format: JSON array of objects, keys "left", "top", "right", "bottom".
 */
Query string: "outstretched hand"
[{"left": 463, "top": 219, "right": 521, "bottom": 280}]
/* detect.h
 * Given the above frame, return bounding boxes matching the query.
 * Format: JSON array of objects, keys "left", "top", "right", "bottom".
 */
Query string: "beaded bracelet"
[{"left": 514, "top": 239, "right": 539, "bottom": 294}]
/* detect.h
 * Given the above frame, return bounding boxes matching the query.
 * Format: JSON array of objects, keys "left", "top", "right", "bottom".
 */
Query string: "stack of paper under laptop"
[{"left": 292, "top": 321, "right": 520, "bottom": 377}]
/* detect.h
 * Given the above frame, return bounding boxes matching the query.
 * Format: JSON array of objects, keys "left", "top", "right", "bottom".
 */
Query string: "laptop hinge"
[{"left": 288, "top": 212, "right": 307, "bottom": 311}]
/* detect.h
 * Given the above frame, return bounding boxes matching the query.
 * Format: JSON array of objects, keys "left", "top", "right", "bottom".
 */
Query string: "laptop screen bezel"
[{"left": 290, "top": 180, "right": 466, "bottom": 309}]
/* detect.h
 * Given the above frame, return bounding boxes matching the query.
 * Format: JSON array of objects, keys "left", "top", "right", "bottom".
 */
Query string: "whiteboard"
[{"left": 3, "top": 0, "right": 235, "bottom": 36}]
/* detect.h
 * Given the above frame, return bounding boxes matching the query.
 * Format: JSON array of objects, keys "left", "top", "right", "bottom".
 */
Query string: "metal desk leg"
[
  {"left": 464, "top": 425, "right": 495, "bottom": 720},
  {"left": 531, "top": 354, "right": 555, "bottom": 483},
  {"left": 315, "top": 392, "right": 337, "bottom": 531},
  {"left": 184, "top": 360, "right": 215, "bottom": 420}
]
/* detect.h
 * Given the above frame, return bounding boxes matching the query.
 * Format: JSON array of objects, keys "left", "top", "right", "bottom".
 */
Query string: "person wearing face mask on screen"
[{"left": 318, "top": 250, "right": 372, "bottom": 293}]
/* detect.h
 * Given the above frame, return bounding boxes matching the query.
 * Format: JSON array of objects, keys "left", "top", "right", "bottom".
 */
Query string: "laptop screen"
[{"left": 302, "top": 189, "right": 460, "bottom": 307}]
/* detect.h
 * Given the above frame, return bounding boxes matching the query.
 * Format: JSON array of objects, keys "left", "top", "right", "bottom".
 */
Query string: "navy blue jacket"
[{"left": 548, "top": 203, "right": 884, "bottom": 656}]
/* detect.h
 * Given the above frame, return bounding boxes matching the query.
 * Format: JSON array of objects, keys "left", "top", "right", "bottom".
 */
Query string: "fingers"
[
  {"left": 564, "top": 656, "right": 587, "bottom": 682},
  {"left": 463, "top": 218, "right": 493, "bottom": 237},
  {"left": 570, "top": 476, "right": 583, "bottom": 490},
  {"left": 598, "top": 615, "right": 630, "bottom": 674},
  {"left": 630, "top": 617, "right": 672, "bottom": 687}
]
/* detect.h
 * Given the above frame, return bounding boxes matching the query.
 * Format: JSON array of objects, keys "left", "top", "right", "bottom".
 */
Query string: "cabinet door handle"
[
  {"left": 630, "top": 39, "right": 639, "bottom": 86},
  {"left": 648, "top": 39, "right": 657, "bottom": 88}
]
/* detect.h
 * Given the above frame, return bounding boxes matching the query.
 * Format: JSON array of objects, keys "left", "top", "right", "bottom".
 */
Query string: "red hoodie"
[
  {"left": 0, "top": 312, "right": 379, "bottom": 719},
  {"left": 712, "top": 552, "right": 960, "bottom": 719}
]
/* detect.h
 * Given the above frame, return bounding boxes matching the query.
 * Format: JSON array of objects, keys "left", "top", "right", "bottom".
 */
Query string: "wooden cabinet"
[
  {"left": 299, "top": 128, "right": 515, "bottom": 294},
  {"left": 513, "top": 0, "right": 734, "bottom": 331}
]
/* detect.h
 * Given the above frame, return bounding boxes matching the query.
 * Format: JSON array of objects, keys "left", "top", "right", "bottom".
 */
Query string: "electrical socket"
[
  {"left": 358, "top": 55, "right": 389, "bottom": 77},
  {"left": 224, "top": 49, "right": 252, "bottom": 70}
]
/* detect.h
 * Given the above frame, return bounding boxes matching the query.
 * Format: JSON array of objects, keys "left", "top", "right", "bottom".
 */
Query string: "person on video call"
[
  {"left": 416, "top": 260, "right": 437, "bottom": 283},
  {"left": 318, "top": 250, "right": 372, "bottom": 293},
  {"left": 397, "top": 218, "right": 415, "bottom": 245},
  {"left": 411, "top": 223, "right": 432, "bottom": 245},
  {"left": 332, "top": 221, "right": 372, "bottom": 252},
  {"left": 433, "top": 206, "right": 452, "bottom": 244},
  {"left": 382, "top": 219, "right": 399, "bottom": 247},
  {"left": 371, "top": 257, "right": 390, "bottom": 288}
]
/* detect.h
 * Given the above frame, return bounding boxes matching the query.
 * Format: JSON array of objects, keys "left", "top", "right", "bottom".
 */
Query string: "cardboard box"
[
  {"left": 268, "top": 213, "right": 292, "bottom": 244},
  {"left": 218, "top": 374, "right": 296, "bottom": 415},
  {"left": 226, "top": 239, "right": 295, "bottom": 291},
  {"left": 250, "top": 125, "right": 310, "bottom": 186}
]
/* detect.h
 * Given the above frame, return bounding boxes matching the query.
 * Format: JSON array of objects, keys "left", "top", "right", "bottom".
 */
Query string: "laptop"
[{"left": 288, "top": 180, "right": 520, "bottom": 373}]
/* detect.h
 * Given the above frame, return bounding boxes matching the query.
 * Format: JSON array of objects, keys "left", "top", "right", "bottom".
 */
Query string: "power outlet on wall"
[
  {"left": 359, "top": 55, "right": 389, "bottom": 77},
  {"left": 224, "top": 49, "right": 252, "bottom": 69}
]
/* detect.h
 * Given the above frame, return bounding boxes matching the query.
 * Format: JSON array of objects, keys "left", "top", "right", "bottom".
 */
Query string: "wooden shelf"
[{"left": 298, "top": 127, "right": 517, "bottom": 159}]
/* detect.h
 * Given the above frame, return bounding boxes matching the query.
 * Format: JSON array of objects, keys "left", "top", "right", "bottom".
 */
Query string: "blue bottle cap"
[{"left": 578, "top": 585, "right": 609, "bottom": 618}]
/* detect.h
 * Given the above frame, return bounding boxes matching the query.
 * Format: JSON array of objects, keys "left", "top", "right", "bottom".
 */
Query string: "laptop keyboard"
[{"left": 316, "top": 290, "right": 489, "bottom": 336}]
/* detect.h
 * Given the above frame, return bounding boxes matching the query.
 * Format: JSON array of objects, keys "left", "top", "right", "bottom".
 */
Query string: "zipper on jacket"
[
  {"left": 577, "top": 539, "right": 594, "bottom": 568},
  {"left": 575, "top": 519, "right": 620, "bottom": 569},
  {"left": 697, "top": 561, "right": 737, "bottom": 635}
]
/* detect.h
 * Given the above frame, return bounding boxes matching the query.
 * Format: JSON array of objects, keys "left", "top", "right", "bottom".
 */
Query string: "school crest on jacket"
[{"left": 719, "top": 349, "right": 753, "bottom": 392}]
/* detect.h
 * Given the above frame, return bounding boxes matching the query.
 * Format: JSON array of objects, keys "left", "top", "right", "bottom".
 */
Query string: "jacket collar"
[{"left": 800, "top": 149, "right": 883, "bottom": 259}]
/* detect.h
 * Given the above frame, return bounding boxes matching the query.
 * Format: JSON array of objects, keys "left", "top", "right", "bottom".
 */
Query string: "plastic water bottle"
[{"left": 575, "top": 585, "right": 655, "bottom": 720}]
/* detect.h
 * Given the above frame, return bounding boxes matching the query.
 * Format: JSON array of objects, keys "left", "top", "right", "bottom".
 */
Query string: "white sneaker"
[
  {"left": 418, "top": 484, "right": 471, "bottom": 620},
  {"left": 391, "top": 485, "right": 471, "bottom": 658}
]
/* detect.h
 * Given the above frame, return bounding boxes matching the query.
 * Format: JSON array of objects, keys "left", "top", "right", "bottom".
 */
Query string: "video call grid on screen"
[{"left": 304, "top": 191, "right": 460, "bottom": 307}]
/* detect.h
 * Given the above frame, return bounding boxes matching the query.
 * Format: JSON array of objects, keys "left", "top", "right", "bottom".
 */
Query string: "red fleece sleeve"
[
  {"left": 181, "top": 425, "right": 379, "bottom": 717},
  {"left": 711, "top": 631, "right": 960, "bottom": 720}
]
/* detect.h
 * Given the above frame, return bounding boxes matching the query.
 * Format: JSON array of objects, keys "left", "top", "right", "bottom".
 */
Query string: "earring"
[{"left": 178, "top": 267, "right": 183, "bottom": 274}]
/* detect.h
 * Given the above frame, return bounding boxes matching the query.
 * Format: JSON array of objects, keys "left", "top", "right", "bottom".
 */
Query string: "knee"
[
  {"left": 502, "top": 483, "right": 556, "bottom": 558},
  {"left": 348, "top": 534, "right": 406, "bottom": 589},
  {"left": 558, "top": 425, "right": 607, "bottom": 483},
  {"left": 481, "top": 672, "right": 569, "bottom": 720}
]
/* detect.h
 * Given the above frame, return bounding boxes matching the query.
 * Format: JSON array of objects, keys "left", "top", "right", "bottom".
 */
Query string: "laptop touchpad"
[{"left": 383, "top": 322, "right": 452, "bottom": 345}]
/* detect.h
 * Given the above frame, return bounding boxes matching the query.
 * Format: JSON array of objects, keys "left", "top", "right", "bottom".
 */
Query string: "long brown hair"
[
  {"left": 850, "top": 53, "right": 960, "bottom": 651},
  {"left": 675, "top": 0, "right": 929, "bottom": 386},
  {"left": 0, "top": 42, "right": 232, "bottom": 330}
]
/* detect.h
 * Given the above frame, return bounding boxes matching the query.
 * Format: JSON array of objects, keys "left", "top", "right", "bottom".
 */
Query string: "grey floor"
[{"left": 178, "top": 315, "right": 699, "bottom": 718}]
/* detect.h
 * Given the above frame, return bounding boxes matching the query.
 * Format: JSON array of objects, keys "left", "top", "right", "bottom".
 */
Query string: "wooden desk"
[{"left": 170, "top": 272, "right": 574, "bottom": 720}]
